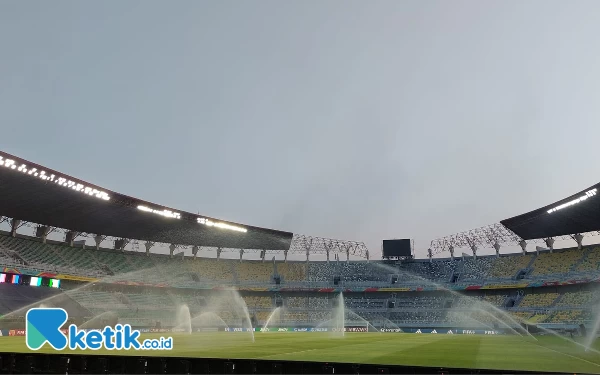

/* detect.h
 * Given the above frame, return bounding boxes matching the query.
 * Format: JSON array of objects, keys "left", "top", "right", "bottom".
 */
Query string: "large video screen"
[{"left": 382, "top": 239, "right": 412, "bottom": 257}]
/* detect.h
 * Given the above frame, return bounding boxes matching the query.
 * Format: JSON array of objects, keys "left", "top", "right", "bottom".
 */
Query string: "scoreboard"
[{"left": 382, "top": 239, "right": 412, "bottom": 257}]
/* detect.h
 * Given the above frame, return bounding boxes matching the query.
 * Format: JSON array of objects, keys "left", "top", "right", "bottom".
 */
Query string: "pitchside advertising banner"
[
  {"left": 248, "top": 327, "right": 358, "bottom": 332},
  {"left": 221, "top": 327, "right": 502, "bottom": 334},
  {"left": 403, "top": 328, "right": 502, "bottom": 335},
  {"left": 6, "top": 329, "right": 503, "bottom": 335},
  {"left": 7, "top": 324, "right": 505, "bottom": 338}
]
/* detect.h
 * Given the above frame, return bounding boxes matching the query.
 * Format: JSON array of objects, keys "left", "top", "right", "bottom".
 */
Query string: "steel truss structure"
[
  {"left": 0, "top": 216, "right": 370, "bottom": 260},
  {"left": 429, "top": 222, "right": 600, "bottom": 257},
  {"left": 288, "top": 234, "right": 370, "bottom": 260}
]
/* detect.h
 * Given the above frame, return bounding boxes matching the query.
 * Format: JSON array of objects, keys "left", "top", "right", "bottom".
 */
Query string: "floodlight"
[{"left": 548, "top": 188, "right": 598, "bottom": 214}]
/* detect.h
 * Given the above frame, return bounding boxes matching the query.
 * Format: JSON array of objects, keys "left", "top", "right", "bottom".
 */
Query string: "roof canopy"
[
  {"left": 429, "top": 182, "right": 600, "bottom": 255},
  {"left": 0, "top": 151, "right": 293, "bottom": 250},
  {"left": 500, "top": 183, "right": 600, "bottom": 240}
]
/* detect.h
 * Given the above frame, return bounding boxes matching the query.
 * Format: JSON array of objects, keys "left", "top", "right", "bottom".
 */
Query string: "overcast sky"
[{"left": 2, "top": 1, "right": 600, "bottom": 259}]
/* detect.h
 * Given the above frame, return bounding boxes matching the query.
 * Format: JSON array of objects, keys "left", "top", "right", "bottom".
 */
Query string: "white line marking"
[
  {"left": 533, "top": 342, "right": 600, "bottom": 368},
  {"left": 258, "top": 348, "right": 321, "bottom": 359}
]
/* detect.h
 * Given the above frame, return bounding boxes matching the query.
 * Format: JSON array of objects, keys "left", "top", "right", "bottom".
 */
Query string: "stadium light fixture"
[
  {"left": 197, "top": 217, "right": 247, "bottom": 233},
  {"left": 0, "top": 156, "right": 110, "bottom": 201},
  {"left": 547, "top": 188, "right": 597, "bottom": 214},
  {"left": 137, "top": 205, "right": 181, "bottom": 219}
]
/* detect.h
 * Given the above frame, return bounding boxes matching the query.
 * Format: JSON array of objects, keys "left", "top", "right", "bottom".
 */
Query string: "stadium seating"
[
  {"left": 483, "top": 294, "right": 508, "bottom": 307},
  {"left": 186, "top": 258, "right": 234, "bottom": 282},
  {"left": 308, "top": 261, "right": 391, "bottom": 283},
  {"left": 286, "top": 296, "right": 307, "bottom": 308},
  {"left": 237, "top": 261, "right": 273, "bottom": 283},
  {"left": 511, "top": 311, "right": 532, "bottom": 321},
  {"left": 2, "top": 231, "right": 600, "bottom": 330},
  {"left": 529, "top": 313, "right": 548, "bottom": 323},
  {"left": 396, "top": 295, "right": 444, "bottom": 309},
  {"left": 308, "top": 297, "right": 329, "bottom": 309},
  {"left": 577, "top": 247, "right": 600, "bottom": 272},
  {"left": 518, "top": 293, "right": 559, "bottom": 308},
  {"left": 488, "top": 254, "right": 532, "bottom": 278},
  {"left": 451, "top": 295, "right": 481, "bottom": 309},
  {"left": 345, "top": 297, "right": 386, "bottom": 309},
  {"left": 1, "top": 235, "right": 78, "bottom": 273},
  {"left": 548, "top": 310, "right": 584, "bottom": 323},
  {"left": 459, "top": 257, "right": 493, "bottom": 280},
  {"left": 555, "top": 290, "right": 597, "bottom": 307},
  {"left": 308, "top": 311, "right": 331, "bottom": 322},
  {"left": 276, "top": 262, "right": 307, "bottom": 282},
  {"left": 389, "top": 310, "right": 445, "bottom": 323},
  {"left": 401, "top": 260, "right": 456, "bottom": 282},
  {"left": 244, "top": 296, "right": 272, "bottom": 309},
  {"left": 254, "top": 311, "right": 271, "bottom": 322},
  {"left": 531, "top": 248, "right": 586, "bottom": 276},
  {"left": 0, "top": 284, "right": 89, "bottom": 317},
  {"left": 283, "top": 311, "right": 308, "bottom": 322}
]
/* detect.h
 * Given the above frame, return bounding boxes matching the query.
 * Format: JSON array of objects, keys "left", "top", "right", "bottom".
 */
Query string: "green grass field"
[{"left": 1, "top": 332, "right": 600, "bottom": 373}]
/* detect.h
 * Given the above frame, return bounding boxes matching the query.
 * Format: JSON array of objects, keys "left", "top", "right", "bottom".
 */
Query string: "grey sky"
[{"left": 2, "top": 1, "right": 600, "bottom": 259}]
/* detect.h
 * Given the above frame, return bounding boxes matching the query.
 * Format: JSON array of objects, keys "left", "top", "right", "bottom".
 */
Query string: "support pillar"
[
  {"left": 217, "top": 247, "right": 222, "bottom": 260},
  {"left": 10, "top": 219, "right": 20, "bottom": 237},
  {"left": 306, "top": 248, "right": 310, "bottom": 263},
  {"left": 37, "top": 226, "right": 51, "bottom": 244},
  {"left": 574, "top": 234, "right": 584, "bottom": 249},
  {"left": 94, "top": 235, "right": 104, "bottom": 250},
  {"left": 145, "top": 242, "right": 154, "bottom": 257},
  {"left": 239, "top": 249, "right": 244, "bottom": 262},
  {"left": 494, "top": 242, "right": 501, "bottom": 258},
  {"left": 65, "top": 231, "right": 77, "bottom": 247},
  {"left": 326, "top": 249, "right": 330, "bottom": 263},
  {"left": 366, "top": 250, "right": 370, "bottom": 263},
  {"left": 284, "top": 250, "right": 288, "bottom": 263},
  {"left": 545, "top": 238, "right": 555, "bottom": 253},
  {"left": 519, "top": 240, "right": 527, "bottom": 255},
  {"left": 428, "top": 248, "right": 433, "bottom": 263},
  {"left": 261, "top": 250, "right": 266, "bottom": 263},
  {"left": 169, "top": 244, "right": 175, "bottom": 258},
  {"left": 346, "top": 248, "right": 350, "bottom": 264},
  {"left": 192, "top": 245, "right": 199, "bottom": 259},
  {"left": 449, "top": 245, "right": 454, "bottom": 260},
  {"left": 114, "top": 239, "right": 128, "bottom": 251},
  {"left": 470, "top": 245, "right": 477, "bottom": 260}
]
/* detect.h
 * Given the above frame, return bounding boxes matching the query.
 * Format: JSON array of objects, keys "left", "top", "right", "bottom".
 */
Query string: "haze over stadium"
[
  {"left": 2, "top": 1, "right": 600, "bottom": 374},
  {"left": 3, "top": 1, "right": 600, "bottom": 258}
]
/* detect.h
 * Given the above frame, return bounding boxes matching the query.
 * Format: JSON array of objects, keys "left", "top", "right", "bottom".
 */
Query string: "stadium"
[{"left": 0, "top": 149, "right": 600, "bottom": 374}]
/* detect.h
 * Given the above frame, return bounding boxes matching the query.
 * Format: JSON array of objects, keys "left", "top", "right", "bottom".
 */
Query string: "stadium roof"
[
  {"left": 429, "top": 182, "right": 600, "bottom": 255},
  {"left": 500, "top": 183, "right": 600, "bottom": 240},
  {"left": 0, "top": 151, "right": 293, "bottom": 250}
]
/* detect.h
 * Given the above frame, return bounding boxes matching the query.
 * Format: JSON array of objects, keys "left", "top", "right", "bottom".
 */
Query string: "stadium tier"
[
  {"left": 3, "top": 232, "right": 600, "bottom": 288},
  {"left": 1, "top": 231, "right": 599, "bottom": 331}
]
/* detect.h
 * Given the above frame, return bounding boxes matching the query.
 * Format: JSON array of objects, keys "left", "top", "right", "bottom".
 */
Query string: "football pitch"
[{"left": 1, "top": 332, "right": 600, "bottom": 373}]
